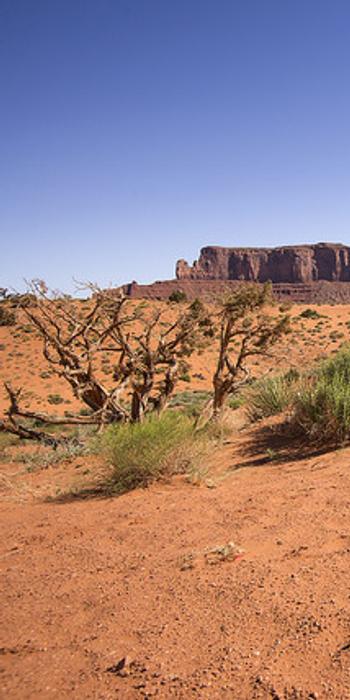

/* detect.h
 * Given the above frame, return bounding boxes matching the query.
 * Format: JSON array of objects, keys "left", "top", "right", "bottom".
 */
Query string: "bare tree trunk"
[
  {"left": 76, "top": 383, "right": 108, "bottom": 413},
  {"left": 213, "top": 382, "right": 227, "bottom": 418},
  {"left": 131, "top": 391, "right": 144, "bottom": 423}
]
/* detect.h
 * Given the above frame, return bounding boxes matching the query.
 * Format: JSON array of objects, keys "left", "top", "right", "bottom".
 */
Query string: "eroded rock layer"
[{"left": 123, "top": 279, "right": 350, "bottom": 304}]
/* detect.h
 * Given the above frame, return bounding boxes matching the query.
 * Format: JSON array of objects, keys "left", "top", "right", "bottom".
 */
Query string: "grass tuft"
[
  {"left": 291, "top": 346, "right": 350, "bottom": 444},
  {"left": 101, "top": 411, "right": 211, "bottom": 494},
  {"left": 245, "top": 372, "right": 298, "bottom": 422}
]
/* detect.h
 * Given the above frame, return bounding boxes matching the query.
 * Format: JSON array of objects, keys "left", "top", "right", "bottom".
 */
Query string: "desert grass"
[
  {"left": 292, "top": 346, "right": 350, "bottom": 444},
  {"left": 245, "top": 371, "right": 299, "bottom": 422},
  {"left": 100, "top": 411, "right": 209, "bottom": 493}
]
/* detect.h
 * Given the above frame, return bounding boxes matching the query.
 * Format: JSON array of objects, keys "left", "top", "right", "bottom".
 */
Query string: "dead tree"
[
  {"left": 1, "top": 281, "right": 212, "bottom": 442},
  {"left": 211, "top": 283, "right": 290, "bottom": 418},
  {"left": 106, "top": 296, "right": 213, "bottom": 422}
]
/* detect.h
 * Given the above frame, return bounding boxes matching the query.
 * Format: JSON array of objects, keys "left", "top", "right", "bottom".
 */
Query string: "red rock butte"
[
  {"left": 176, "top": 243, "right": 350, "bottom": 283},
  {"left": 123, "top": 243, "right": 350, "bottom": 303}
]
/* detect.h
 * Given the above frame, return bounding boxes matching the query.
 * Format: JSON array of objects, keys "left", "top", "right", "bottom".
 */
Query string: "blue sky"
[{"left": 1, "top": 0, "right": 350, "bottom": 291}]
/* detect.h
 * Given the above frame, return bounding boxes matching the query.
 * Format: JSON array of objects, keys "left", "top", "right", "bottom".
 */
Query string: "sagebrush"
[
  {"left": 292, "top": 347, "right": 350, "bottom": 444},
  {"left": 101, "top": 411, "right": 207, "bottom": 493},
  {"left": 246, "top": 372, "right": 299, "bottom": 422}
]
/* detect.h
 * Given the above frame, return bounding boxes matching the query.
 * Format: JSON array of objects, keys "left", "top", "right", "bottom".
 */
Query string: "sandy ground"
[
  {"left": 1, "top": 421, "right": 350, "bottom": 699},
  {"left": 2, "top": 302, "right": 350, "bottom": 698}
]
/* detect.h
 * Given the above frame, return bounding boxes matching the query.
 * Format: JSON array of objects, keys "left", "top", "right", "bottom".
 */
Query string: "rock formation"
[{"left": 176, "top": 243, "right": 350, "bottom": 284}]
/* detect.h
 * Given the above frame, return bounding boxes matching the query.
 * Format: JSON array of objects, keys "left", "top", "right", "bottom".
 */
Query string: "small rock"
[
  {"left": 205, "top": 479, "right": 216, "bottom": 489},
  {"left": 106, "top": 656, "right": 133, "bottom": 676}
]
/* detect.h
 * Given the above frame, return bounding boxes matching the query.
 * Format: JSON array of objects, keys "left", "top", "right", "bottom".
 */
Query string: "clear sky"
[{"left": 1, "top": 0, "right": 350, "bottom": 292}]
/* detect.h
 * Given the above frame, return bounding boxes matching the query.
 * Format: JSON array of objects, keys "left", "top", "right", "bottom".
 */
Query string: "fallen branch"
[{"left": 1, "top": 384, "right": 78, "bottom": 447}]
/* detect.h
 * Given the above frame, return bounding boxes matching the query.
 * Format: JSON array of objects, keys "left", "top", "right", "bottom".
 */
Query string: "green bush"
[
  {"left": 0, "top": 305, "right": 16, "bottom": 326},
  {"left": 227, "top": 395, "right": 245, "bottom": 410},
  {"left": 168, "top": 289, "right": 187, "bottom": 303},
  {"left": 246, "top": 372, "right": 298, "bottom": 422},
  {"left": 101, "top": 412, "right": 197, "bottom": 493},
  {"left": 279, "top": 302, "right": 293, "bottom": 313},
  {"left": 47, "top": 393, "right": 64, "bottom": 405},
  {"left": 291, "top": 347, "right": 350, "bottom": 444},
  {"left": 299, "top": 308, "right": 324, "bottom": 320}
]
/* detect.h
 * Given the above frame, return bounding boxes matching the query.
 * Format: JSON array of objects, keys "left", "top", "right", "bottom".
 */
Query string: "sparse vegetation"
[
  {"left": 299, "top": 308, "right": 324, "bottom": 320},
  {"left": 227, "top": 394, "right": 245, "bottom": 410},
  {"left": 47, "top": 393, "right": 65, "bottom": 405},
  {"left": 243, "top": 348, "right": 350, "bottom": 446},
  {"left": 0, "top": 281, "right": 213, "bottom": 443},
  {"left": 279, "top": 302, "right": 293, "bottom": 313},
  {"left": 12, "top": 441, "right": 90, "bottom": 472},
  {"left": 291, "top": 347, "right": 350, "bottom": 444},
  {"left": 40, "top": 371, "right": 52, "bottom": 379}
]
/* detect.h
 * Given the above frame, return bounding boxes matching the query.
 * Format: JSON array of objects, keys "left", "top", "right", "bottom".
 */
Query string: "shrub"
[
  {"left": 329, "top": 331, "right": 344, "bottom": 341},
  {"left": 246, "top": 372, "right": 298, "bottom": 422},
  {"left": 179, "top": 372, "right": 191, "bottom": 383},
  {"left": 101, "top": 412, "right": 197, "bottom": 493},
  {"left": 291, "top": 347, "right": 350, "bottom": 444},
  {"left": 79, "top": 407, "right": 94, "bottom": 416},
  {"left": 168, "top": 289, "right": 187, "bottom": 303},
  {"left": 0, "top": 305, "right": 16, "bottom": 326},
  {"left": 47, "top": 393, "right": 64, "bottom": 405},
  {"left": 299, "top": 308, "right": 323, "bottom": 320},
  {"left": 279, "top": 302, "right": 293, "bottom": 313},
  {"left": 227, "top": 395, "right": 245, "bottom": 410}
]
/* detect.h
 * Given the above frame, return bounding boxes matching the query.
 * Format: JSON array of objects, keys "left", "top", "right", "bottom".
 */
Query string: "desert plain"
[{"left": 1, "top": 300, "right": 350, "bottom": 699}]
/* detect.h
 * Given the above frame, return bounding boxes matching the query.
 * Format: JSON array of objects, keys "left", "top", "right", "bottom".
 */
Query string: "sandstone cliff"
[{"left": 176, "top": 243, "right": 350, "bottom": 284}]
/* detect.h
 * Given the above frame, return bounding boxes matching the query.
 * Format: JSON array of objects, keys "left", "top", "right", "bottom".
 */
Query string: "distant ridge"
[{"left": 123, "top": 243, "right": 350, "bottom": 304}]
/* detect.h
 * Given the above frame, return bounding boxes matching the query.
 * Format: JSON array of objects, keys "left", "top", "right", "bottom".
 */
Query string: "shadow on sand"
[{"left": 230, "top": 422, "right": 339, "bottom": 472}]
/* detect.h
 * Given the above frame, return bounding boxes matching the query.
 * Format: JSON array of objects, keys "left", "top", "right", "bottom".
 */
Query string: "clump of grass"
[
  {"left": 291, "top": 347, "right": 350, "bottom": 444},
  {"left": 168, "top": 289, "right": 187, "bottom": 303},
  {"left": 15, "top": 441, "right": 90, "bottom": 472},
  {"left": 227, "top": 395, "right": 245, "bottom": 410},
  {"left": 47, "top": 393, "right": 64, "bottom": 405},
  {"left": 0, "top": 432, "right": 20, "bottom": 453},
  {"left": 101, "top": 412, "right": 205, "bottom": 494},
  {"left": 79, "top": 407, "right": 94, "bottom": 416},
  {"left": 40, "top": 371, "right": 52, "bottom": 379},
  {"left": 299, "top": 308, "right": 325, "bottom": 320},
  {"left": 279, "top": 302, "right": 293, "bottom": 313},
  {"left": 246, "top": 371, "right": 299, "bottom": 422},
  {"left": 0, "top": 305, "right": 16, "bottom": 326},
  {"left": 329, "top": 330, "right": 344, "bottom": 341}
]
